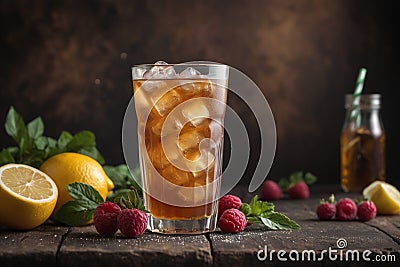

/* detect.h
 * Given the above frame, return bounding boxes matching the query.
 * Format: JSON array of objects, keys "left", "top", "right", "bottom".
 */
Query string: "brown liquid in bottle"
[{"left": 340, "top": 128, "right": 385, "bottom": 192}]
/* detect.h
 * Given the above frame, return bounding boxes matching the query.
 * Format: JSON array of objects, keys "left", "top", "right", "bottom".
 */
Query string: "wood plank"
[
  {"left": 0, "top": 223, "right": 69, "bottom": 267},
  {"left": 210, "top": 193, "right": 400, "bottom": 267},
  {"left": 365, "top": 215, "right": 400, "bottom": 245},
  {"left": 57, "top": 225, "right": 212, "bottom": 267}
]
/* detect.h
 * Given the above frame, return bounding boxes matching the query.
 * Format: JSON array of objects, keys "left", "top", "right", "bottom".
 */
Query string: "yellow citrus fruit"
[
  {"left": 40, "top": 152, "right": 113, "bottom": 213},
  {"left": 0, "top": 164, "right": 58, "bottom": 230},
  {"left": 363, "top": 181, "right": 400, "bottom": 215}
]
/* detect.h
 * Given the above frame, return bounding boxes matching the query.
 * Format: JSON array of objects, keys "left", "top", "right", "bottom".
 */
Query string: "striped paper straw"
[{"left": 350, "top": 68, "right": 367, "bottom": 123}]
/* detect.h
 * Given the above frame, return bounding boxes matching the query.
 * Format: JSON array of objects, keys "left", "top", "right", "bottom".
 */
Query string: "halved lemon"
[
  {"left": 0, "top": 164, "right": 58, "bottom": 230},
  {"left": 363, "top": 181, "right": 400, "bottom": 215}
]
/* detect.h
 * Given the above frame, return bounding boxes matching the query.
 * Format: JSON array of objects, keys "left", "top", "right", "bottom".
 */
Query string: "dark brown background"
[{"left": 1, "top": 0, "right": 399, "bottom": 187}]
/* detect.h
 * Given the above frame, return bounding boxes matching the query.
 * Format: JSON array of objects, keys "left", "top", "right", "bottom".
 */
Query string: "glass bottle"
[{"left": 340, "top": 94, "right": 385, "bottom": 192}]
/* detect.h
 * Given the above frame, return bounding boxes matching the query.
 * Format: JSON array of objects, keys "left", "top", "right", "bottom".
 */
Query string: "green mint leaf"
[
  {"left": 78, "top": 147, "right": 105, "bottom": 165},
  {"left": 67, "top": 182, "right": 104, "bottom": 208},
  {"left": 6, "top": 146, "right": 19, "bottom": 156},
  {"left": 34, "top": 136, "right": 48, "bottom": 150},
  {"left": 4, "top": 106, "right": 28, "bottom": 146},
  {"left": 248, "top": 195, "right": 274, "bottom": 216},
  {"left": 289, "top": 171, "right": 303, "bottom": 184},
  {"left": 66, "top": 131, "right": 95, "bottom": 151},
  {"left": 278, "top": 178, "right": 290, "bottom": 191},
  {"left": 57, "top": 131, "right": 73, "bottom": 148},
  {"left": 0, "top": 149, "right": 15, "bottom": 165},
  {"left": 104, "top": 165, "right": 141, "bottom": 193},
  {"left": 47, "top": 137, "right": 57, "bottom": 148},
  {"left": 53, "top": 201, "right": 95, "bottom": 226},
  {"left": 304, "top": 172, "right": 317, "bottom": 185},
  {"left": 246, "top": 216, "right": 262, "bottom": 224},
  {"left": 27, "top": 117, "right": 44, "bottom": 139},
  {"left": 112, "top": 188, "right": 147, "bottom": 211},
  {"left": 261, "top": 212, "right": 300, "bottom": 230},
  {"left": 239, "top": 203, "right": 251, "bottom": 216}
]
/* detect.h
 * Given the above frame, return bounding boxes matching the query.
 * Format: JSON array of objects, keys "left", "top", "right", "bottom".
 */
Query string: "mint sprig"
[
  {"left": 54, "top": 182, "right": 146, "bottom": 226},
  {"left": 240, "top": 195, "right": 300, "bottom": 230},
  {"left": 54, "top": 183, "right": 104, "bottom": 226},
  {"left": 278, "top": 171, "right": 317, "bottom": 191},
  {"left": 0, "top": 106, "right": 105, "bottom": 167}
]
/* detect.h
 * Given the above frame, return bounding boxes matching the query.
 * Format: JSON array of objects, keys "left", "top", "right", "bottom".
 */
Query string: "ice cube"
[
  {"left": 180, "top": 80, "right": 214, "bottom": 97},
  {"left": 151, "top": 115, "right": 183, "bottom": 136},
  {"left": 178, "top": 129, "right": 205, "bottom": 154},
  {"left": 155, "top": 60, "right": 168, "bottom": 65},
  {"left": 152, "top": 89, "right": 182, "bottom": 117},
  {"left": 143, "top": 61, "right": 177, "bottom": 79},
  {"left": 162, "top": 165, "right": 191, "bottom": 186},
  {"left": 181, "top": 99, "right": 210, "bottom": 127},
  {"left": 185, "top": 150, "right": 215, "bottom": 173},
  {"left": 147, "top": 144, "right": 171, "bottom": 170},
  {"left": 180, "top": 67, "right": 201, "bottom": 78},
  {"left": 176, "top": 183, "right": 213, "bottom": 206}
]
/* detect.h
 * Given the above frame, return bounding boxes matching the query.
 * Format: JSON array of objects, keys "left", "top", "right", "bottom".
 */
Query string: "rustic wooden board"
[
  {"left": 57, "top": 225, "right": 212, "bottom": 267},
  {"left": 1, "top": 186, "right": 399, "bottom": 267},
  {"left": 210, "top": 192, "right": 400, "bottom": 267},
  {"left": 0, "top": 223, "right": 69, "bottom": 267}
]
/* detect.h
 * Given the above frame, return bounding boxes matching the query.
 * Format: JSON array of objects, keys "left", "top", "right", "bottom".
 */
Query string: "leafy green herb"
[
  {"left": 112, "top": 188, "right": 147, "bottom": 212},
  {"left": 278, "top": 171, "right": 317, "bottom": 191},
  {"left": 54, "top": 182, "right": 146, "bottom": 226},
  {"left": 54, "top": 183, "right": 104, "bottom": 226},
  {"left": 0, "top": 107, "right": 105, "bottom": 167},
  {"left": 104, "top": 165, "right": 141, "bottom": 192},
  {"left": 240, "top": 195, "right": 300, "bottom": 230}
]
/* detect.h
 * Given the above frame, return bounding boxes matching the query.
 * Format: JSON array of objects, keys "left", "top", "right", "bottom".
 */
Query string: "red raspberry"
[
  {"left": 94, "top": 202, "right": 121, "bottom": 237},
  {"left": 288, "top": 181, "right": 310, "bottom": 199},
  {"left": 335, "top": 198, "right": 357, "bottom": 220},
  {"left": 218, "top": 208, "right": 247, "bottom": 233},
  {"left": 357, "top": 201, "right": 377, "bottom": 221},
  {"left": 218, "top": 195, "right": 242, "bottom": 218},
  {"left": 117, "top": 208, "right": 148, "bottom": 238},
  {"left": 316, "top": 194, "right": 336, "bottom": 220},
  {"left": 261, "top": 180, "right": 282, "bottom": 201}
]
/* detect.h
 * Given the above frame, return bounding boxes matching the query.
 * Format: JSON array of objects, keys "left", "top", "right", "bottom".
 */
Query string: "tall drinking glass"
[{"left": 131, "top": 63, "right": 229, "bottom": 234}]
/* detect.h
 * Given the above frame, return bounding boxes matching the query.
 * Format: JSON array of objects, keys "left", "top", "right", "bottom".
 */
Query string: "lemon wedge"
[
  {"left": 0, "top": 164, "right": 58, "bottom": 230},
  {"left": 363, "top": 181, "right": 400, "bottom": 215}
]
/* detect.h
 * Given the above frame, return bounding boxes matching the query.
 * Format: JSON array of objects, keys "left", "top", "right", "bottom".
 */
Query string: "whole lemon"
[{"left": 40, "top": 152, "right": 113, "bottom": 213}]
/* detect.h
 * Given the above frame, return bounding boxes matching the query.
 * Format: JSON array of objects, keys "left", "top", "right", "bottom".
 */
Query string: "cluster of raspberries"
[
  {"left": 94, "top": 202, "right": 148, "bottom": 238},
  {"left": 316, "top": 196, "right": 376, "bottom": 221}
]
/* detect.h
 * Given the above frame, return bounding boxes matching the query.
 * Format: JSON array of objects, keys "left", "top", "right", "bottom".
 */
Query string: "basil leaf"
[
  {"left": 66, "top": 131, "right": 95, "bottom": 151},
  {"left": 67, "top": 182, "right": 104, "bottom": 208},
  {"left": 27, "top": 117, "right": 44, "bottom": 139},
  {"left": 0, "top": 149, "right": 15, "bottom": 165},
  {"left": 53, "top": 201, "right": 95, "bottom": 226}
]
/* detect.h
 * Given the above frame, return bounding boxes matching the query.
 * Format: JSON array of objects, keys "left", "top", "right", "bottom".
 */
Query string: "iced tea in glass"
[{"left": 132, "top": 62, "right": 228, "bottom": 233}]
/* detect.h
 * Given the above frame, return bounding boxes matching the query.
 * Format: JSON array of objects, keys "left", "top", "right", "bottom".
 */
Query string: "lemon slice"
[
  {"left": 0, "top": 164, "right": 58, "bottom": 230},
  {"left": 363, "top": 181, "right": 400, "bottom": 215}
]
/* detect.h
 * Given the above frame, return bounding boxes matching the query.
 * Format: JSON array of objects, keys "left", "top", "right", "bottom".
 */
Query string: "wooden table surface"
[{"left": 1, "top": 185, "right": 399, "bottom": 267}]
